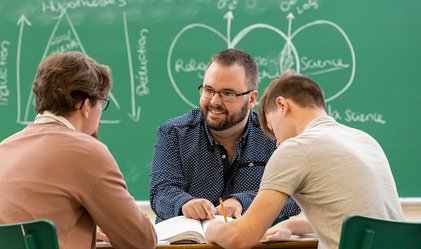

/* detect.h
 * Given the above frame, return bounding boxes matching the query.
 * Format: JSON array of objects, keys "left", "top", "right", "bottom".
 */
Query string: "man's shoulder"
[
  {"left": 36, "top": 124, "right": 111, "bottom": 155},
  {"left": 248, "top": 110, "right": 261, "bottom": 127},
  {"left": 56, "top": 127, "right": 111, "bottom": 155},
  {"left": 158, "top": 108, "right": 203, "bottom": 131},
  {"left": 61, "top": 130, "right": 117, "bottom": 172},
  {"left": 14, "top": 124, "right": 114, "bottom": 165}
]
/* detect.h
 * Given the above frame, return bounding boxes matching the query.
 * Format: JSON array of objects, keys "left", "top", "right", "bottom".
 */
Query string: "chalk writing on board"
[
  {"left": 135, "top": 28, "right": 149, "bottom": 97},
  {"left": 280, "top": 0, "right": 319, "bottom": 15},
  {"left": 14, "top": 9, "right": 149, "bottom": 124},
  {"left": 41, "top": 0, "right": 127, "bottom": 13},
  {"left": 217, "top": 0, "right": 239, "bottom": 11},
  {"left": 174, "top": 59, "right": 207, "bottom": 79},
  {"left": 4, "top": 1, "right": 384, "bottom": 127},
  {"left": 300, "top": 56, "right": 350, "bottom": 75},
  {"left": 167, "top": 8, "right": 356, "bottom": 108},
  {"left": 327, "top": 105, "right": 386, "bottom": 125},
  {"left": 0, "top": 40, "right": 10, "bottom": 106}
]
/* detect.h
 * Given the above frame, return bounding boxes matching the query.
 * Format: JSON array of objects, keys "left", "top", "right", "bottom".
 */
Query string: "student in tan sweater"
[{"left": 0, "top": 51, "right": 157, "bottom": 249}]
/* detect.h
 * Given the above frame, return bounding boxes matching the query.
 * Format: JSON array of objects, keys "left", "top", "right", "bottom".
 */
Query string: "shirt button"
[
  {"left": 222, "top": 155, "right": 226, "bottom": 159},
  {"left": 249, "top": 163, "right": 254, "bottom": 167}
]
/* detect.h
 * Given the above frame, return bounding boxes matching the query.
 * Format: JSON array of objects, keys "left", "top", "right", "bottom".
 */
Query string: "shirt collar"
[
  {"left": 303, "top": 115, "right": 334, "bottom": 132},
  {"left": 34, "top": 111, "right": 76, "bottom": 130}
]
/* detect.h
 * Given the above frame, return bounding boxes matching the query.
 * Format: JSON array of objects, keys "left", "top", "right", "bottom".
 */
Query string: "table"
[{"left": 97, "top": 240, "right": 318, "bottom": 249}]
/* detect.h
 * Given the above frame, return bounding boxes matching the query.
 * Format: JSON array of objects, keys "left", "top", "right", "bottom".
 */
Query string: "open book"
[{"left": 154, "top": 215, "right": 232, "bottom": 244}]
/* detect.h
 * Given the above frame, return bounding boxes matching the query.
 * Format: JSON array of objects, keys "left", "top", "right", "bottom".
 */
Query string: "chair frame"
[
  {"left": 0, "top": 219, "right": 59, "bottom": 249},
  {"left": 338, "top": 215, "right": 421, "bottom": 249}
]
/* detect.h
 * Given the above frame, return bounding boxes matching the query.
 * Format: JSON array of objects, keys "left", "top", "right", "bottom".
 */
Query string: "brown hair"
[
  {"left": 33, "top": 51, "right": 112, "bottom": 116},
  {"left": 258, "top": 70, "right": 325, "bottom": 138},
  {"left": 208, "top": 48, "right": 258, "bottom": 90}
]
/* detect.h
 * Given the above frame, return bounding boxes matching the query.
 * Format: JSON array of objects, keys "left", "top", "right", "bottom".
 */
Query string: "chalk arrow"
[
  {"left": 123, "top": 12, "right": 141, "bottom": 122},
  {"left": 287, "top": 12, "right": 295, "bottom": 38},
  {"left": 17, "top": 15, "right": 32, "bottom": 26},
  {"left": 224, "top": 11, "right": 234, "bottom": 48},
  {"left": 128, "top": 106, "right": 141, "bottom": 122},
  {"left": 16, "top": 15, "right": 31, "bottom": 124},
  {"left": 284, "top": 12, "right": 295, "bottom": 70}
]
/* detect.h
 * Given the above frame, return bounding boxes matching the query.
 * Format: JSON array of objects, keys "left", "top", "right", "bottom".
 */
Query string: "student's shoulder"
[
  {"left": 158, "top": 108, "right": 203, "bottom": 131},
  {"left": 71, "top": 133, "right": 118, "bottom": 175},
  {"left": 62, "top": 129, "right": 110, "bottom": 155}
]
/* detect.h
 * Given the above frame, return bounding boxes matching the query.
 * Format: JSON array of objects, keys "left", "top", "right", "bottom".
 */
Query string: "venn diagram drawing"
[{"left": 167, "top": 11, "right": 356, "bottom": 108}]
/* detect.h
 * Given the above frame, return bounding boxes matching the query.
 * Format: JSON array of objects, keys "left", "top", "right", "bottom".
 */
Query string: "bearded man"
[{"left": 150, "top": 48, "right": 301, "bottom": 223}]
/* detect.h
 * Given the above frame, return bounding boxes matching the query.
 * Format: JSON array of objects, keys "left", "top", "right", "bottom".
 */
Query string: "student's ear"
[
  {"left": 275, "top": 96, "right": 288, "bottom": 116},
  {"left": 80, "top": 99, "right": 91, "bottom": 118},
  {"left": 248, "top": 90, "right": 258, "bottom": 109}
]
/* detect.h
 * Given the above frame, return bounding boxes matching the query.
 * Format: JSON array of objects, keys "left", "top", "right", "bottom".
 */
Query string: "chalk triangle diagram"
[{"left": 23, "top": 10, "right": 120, "bottom": 124}]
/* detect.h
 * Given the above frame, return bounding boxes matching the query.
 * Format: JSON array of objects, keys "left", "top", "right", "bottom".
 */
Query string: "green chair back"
[
  {"left": 0, "top": 219, "right": 59, "bottom": 249},
  {"left": 338, "top": 215, "right": 421, "bottom": 249}
]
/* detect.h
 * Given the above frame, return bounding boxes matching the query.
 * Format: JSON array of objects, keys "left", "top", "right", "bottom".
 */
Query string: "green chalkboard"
[{"left": 1, "top": 0, "right": 420, "bottom": 199}]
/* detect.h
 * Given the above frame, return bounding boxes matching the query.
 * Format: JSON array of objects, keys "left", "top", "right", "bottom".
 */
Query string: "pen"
[{"left": 219, "top": 197, "right": 228, "bottom": 223}]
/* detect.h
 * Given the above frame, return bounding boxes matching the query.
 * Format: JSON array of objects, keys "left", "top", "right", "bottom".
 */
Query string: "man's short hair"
[
  {"left": 258, "top": 71, "right": 325, "bottom": 138},
  {"left": 208, "top": 48, "right": 258, "bottom": 90},
  {"left": 33, "top": 51, "right": 112, "bottom": 116}
]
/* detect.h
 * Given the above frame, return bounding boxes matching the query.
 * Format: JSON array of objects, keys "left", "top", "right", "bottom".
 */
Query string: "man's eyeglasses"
[
  {"left": 98, "top": 98, "right": 110, "bottom": 112},
  {"left": 198, "top": 85, "right": 253, "bottom": 103},
  {"left": 79, "top": 97, "right": 110, "bottom": 112}
]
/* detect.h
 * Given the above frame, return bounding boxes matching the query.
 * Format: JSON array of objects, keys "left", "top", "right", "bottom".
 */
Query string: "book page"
[{"left": 154, "top": 216, "right": 205, "bottom": 243}]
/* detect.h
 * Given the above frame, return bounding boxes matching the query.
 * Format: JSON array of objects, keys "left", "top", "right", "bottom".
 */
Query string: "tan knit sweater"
[{"left": 0, "top": 122, "right": 157, "bottom": 249}]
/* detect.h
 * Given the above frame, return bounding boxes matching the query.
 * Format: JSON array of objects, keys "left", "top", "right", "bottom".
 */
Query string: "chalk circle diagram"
[{"left": 167, "top": 12, "right": 356, "bottom": 108}]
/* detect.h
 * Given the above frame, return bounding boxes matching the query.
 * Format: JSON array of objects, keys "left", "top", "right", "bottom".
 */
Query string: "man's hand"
[
  {"left": 263, "top": 224, "right": 292, "bottom": 240},
  {"left": 262, "top": 213, "right": 313, "bottom": 240},
  {"left": 182, "top": 198, "right": 217, "bottom": 220},
  {"left": 216, "top": 198, "right": 242, "bottom": 218}
]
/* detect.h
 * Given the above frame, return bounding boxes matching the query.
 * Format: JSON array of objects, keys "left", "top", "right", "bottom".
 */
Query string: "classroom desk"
[{"left": 96, "top": 240, "right": 318, "bottom": 249}]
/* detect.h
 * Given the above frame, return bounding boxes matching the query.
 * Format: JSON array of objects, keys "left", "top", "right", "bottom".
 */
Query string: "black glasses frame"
[
  {"left": 79, "top": 97, "right": 110, "bottom": 112},
  {"left": 198, "top": 85, "right": 253, "bottom": 102},
  {"left": 98, "top": 98, "right": 110, "bottom": 112}
]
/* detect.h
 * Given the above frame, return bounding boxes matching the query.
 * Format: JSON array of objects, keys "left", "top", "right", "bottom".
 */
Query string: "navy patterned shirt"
[{"left": 150, "top": 108, "right": 301, "bottom": 223}]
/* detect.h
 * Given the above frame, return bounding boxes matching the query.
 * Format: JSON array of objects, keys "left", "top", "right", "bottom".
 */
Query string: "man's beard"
[{"left": 202, "top": 102, "right": 249, "bottom": 131}]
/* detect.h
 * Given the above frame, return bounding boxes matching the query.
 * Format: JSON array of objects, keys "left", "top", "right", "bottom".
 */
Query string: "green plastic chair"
[
  {"left": 0, "top": 219, "right": 59, "bottom": 249},
  {"left": 338, "top": 215, "right": 421, "bottom": 249}
]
